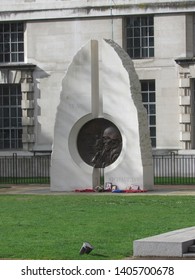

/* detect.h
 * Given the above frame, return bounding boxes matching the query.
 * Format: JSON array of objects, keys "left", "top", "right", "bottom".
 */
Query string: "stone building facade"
[{"left": 0, "top": 0, "right": 195, "bottom": 155}]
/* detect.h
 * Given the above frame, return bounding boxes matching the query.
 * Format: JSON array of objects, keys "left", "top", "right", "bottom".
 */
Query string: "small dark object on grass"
[{"left": 79, "top": 242, "right": 94, "bottom": 255}]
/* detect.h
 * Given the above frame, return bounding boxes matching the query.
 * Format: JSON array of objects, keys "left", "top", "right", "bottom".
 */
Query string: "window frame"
[
  {"left": 125, "top": 15, "right": 154, "bottom": 59},
  {"left": 141, "top": 80, "right": 156, "bottom": 148},
  {"left": 0, "top": 84, "right": 23, "bottom": 149},
  {"left": 0, "top": 22, "right": 24, "bottom": 63}
]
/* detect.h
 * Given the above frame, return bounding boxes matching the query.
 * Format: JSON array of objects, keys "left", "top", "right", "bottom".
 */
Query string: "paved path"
[{"left": 0, "top": 184, "right": 195, "bottom": 195}]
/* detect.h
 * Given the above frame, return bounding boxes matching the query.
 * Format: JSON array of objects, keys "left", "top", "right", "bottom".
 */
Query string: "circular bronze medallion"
[{"left": 77, "top": 118, "right": 122, "bottom": 168}]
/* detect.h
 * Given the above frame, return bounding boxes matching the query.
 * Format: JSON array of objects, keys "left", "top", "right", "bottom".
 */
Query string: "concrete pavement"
[{"left": 0, "top": 184, "right": 195, "bottom": 195}]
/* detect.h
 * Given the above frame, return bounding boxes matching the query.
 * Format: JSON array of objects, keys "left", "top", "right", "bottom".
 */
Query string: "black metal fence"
[
  {"left": 0, "top": 154, "right": 50, "bottom": 184},
  {"left": 153, "top": 153, "right": 195, "bottom": 185},
  {"left": 0, "top": 153, "right": 195, "bottom": 185}
]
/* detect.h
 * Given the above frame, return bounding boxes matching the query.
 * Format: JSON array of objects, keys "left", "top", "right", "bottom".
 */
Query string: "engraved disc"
[{"left": 77, "top": 118, "right": 122, "bottom": 168}]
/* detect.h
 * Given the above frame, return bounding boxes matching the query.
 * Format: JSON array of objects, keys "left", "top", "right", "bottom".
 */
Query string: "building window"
[
  {"left": 126, "top": 15, "right": 154, "bottom": 59},
  {"left": 0, "top": 22, "right": 24, "bottom": 63},
  {"left": 0, "top": 84, "right": 22, "bottom": 149},
  {"left": 141, "top": 80, "right": 156, "bottom": 147}
]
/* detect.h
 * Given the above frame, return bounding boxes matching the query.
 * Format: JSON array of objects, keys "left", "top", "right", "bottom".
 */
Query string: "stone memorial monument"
[{"left": 50, "top": 39, "right": 153, "bottom": 191}]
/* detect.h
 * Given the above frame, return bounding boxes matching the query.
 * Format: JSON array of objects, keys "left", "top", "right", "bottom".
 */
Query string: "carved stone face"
[
  {"left": 103, "top": 127, "right": 120, "bottom": 147},
  {"left": 77, "top": 118, "right": 122, "bottom": 168}
]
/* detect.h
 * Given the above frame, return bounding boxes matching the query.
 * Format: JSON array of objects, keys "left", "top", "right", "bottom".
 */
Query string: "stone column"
[
  {"left": 178, "top": 68, "right": 191, "bottom": 149},
  {"left": 21, "top": 70, "right": 35, "bottom": 151}
]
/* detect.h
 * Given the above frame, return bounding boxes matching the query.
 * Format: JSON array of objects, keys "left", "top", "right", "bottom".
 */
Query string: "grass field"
[
  {"left": 0, "top": 194, "right": 195, "bottom": 260},
  {"left": 0, "top": 177, "right": 50, "bottom": 184},
  {"left": 154, "top": 177, "right": 195, "bottom": 185}
]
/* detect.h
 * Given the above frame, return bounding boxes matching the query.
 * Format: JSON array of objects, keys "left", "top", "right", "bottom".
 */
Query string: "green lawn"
[
  {"left": 0, "top": 194, "right": 195, "bottom": 260},
  {"left": 154, "top": 177, "right": 195, "bottom": 185},
  {"left": 0, "top": 177, "right": 50, "bottom": 184}
]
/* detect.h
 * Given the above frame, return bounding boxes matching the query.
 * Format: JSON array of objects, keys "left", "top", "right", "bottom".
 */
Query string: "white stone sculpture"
[{"left": 50, "top": 39, "right": 153, "bottom": 191}]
